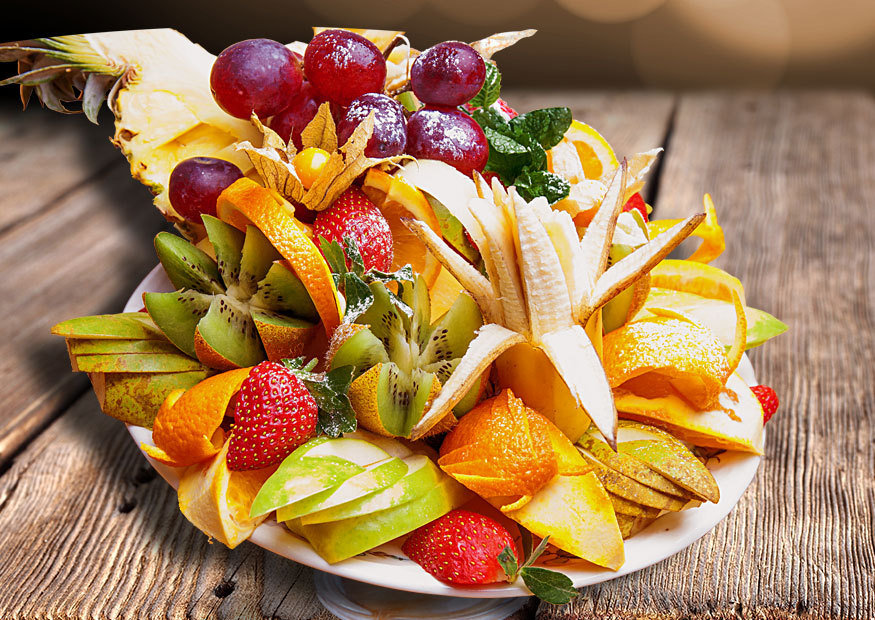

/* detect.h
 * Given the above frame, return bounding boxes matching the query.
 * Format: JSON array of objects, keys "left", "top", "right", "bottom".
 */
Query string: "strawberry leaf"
[
  {"left": 521, "top": 534, "right": 552, "bottom": 570},
  {"left": 343, "top": 234, "right": 367, "bottom": 278},
  {"left": 497, "top": 545, "right": 519, "bottom": 581},
  {"left": 519, "top": 567, "right": 578, "bottom": 605},
  {"left": 280, "top": 359, "right": 357, "bottom": 437}
]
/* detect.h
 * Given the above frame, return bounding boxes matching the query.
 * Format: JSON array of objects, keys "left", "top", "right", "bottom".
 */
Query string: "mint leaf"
[
  {"left": 515, "top": 170, "right": 571, "bottom": 204},
  {"left": 510, "top": 107, "right": 572, "bottom": 150},
  {"left": 497, "top": 545, "right": 519, "bottom": 581},
  {"left": 483, "top": 127, "right": 531, "bottom": 180},
  {"left": 343, "top": 235, "right": 366, "bottom": 278},
  {"left": 469, "top": 62, "right": 501, "bottom": 108},
  {"left": 472, "top": 107, "right": 512, "bottom": 134},
  {"left": 281, "top": 357, "right": 319, "bottom": 373},
  {"left": 519, "top": 567, "right": 578, "bottom": 605},
  {"left": 341, "top": 272, "right": 374, "bottom": 324},
  {"left": 367, "top": 264, "right": 415, "bottom": 286},
  {"left": 319, "top": 237, "right": 347, "bottom": 287}
]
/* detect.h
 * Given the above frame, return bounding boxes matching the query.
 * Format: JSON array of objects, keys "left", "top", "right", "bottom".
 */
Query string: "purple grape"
[
  {"left": 406, "top": 106, "right": 489, "bottom": 175},
  {"left": 411, "top": 42, "right": 486, "bottom": 107},
  {"left": 304, "top": 30, "right": 387, "bottom": 107},
  {"left": 169, "top": 157, "right": 244, "bottom": 222},
  {"left": 269, "top": 82, "right": 320, "bottom": 150},
  {"left": 337, "top": 93, "right": 407, "bottom": 157},
  {"left": 210, "top": 39, "right": 303, "bottom": 120}
]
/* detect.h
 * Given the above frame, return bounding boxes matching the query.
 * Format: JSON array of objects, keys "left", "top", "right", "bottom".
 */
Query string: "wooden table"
[{"left": 0, "top": 91, "right": 872, "bottom": 620}]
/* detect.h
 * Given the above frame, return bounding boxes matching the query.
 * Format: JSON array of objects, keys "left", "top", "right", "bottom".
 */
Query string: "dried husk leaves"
[
  {"left": 470, "top": 30, "right": 537, "bottom": 60},
  {"left": 236, "top": 103, "right": 410, "bottom": 212}
]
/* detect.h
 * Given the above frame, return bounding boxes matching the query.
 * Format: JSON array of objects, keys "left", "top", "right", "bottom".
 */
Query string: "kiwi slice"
[
  {"left": 334, "top": 276, "right": 484, "bottom": 438},
  {"left": 145, "top": 217, "right": 319, "bottom": 370}
]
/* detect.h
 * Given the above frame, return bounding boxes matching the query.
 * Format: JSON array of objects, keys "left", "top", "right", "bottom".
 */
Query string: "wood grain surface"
[{"left": 0, "top": 92, "right": 871, "bottom": 620}]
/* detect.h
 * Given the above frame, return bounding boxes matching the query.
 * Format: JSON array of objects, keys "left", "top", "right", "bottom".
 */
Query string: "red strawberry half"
[
  {"left": 313, "top": 187, "right": 393, "bottom": 271},
  {"left": 622, "top": 192, "right": 648, "bottom": 222},
  {"left": 751, "top": 384, "right": 779, "bottom": 423},
  {"left": 402, "top": 509, "right": 518, "bottom": 585},
  {"left": 227, "top": 361, "right": 318, "bottom": 471}
]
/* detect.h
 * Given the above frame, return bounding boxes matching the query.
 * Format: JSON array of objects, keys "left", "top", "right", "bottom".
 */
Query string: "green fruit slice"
[
  {"left": 603, "top": 243, "right": 636, "bottom": 333},
  {"left": 251, "top": 262, "right": 318, "bottom": 321},
  {"left": 67, "top": 338, "right": 180, "bottom": 355},
  {"left": 238, "top": 225, "right": 281, "bottom": 296},
  {"left": 581, "top": 451, "right": 689, "bottom": 511},
  {"left": 90, "top": 369, "right": 208, "bottom": 428},
  {"left": 617, "top": 438, "right": 719, "bottom": 503},
  {"left": 201, "top": 215, "right": 245, "bottom": 289},
  {"left": 143, "top": 290, "right": 212, "bottom": 357},
  {"left": 51, "top": 313, "right": 164, "bottom": 340},
  {"left": 375, "top": 364, "right": 436, "bottom": 437},
  {"left": 194, "top": 295, "right": 265, "bottom": 368},
  {"left": 329, "top": 328, "right": 390, "bottom": 376},
  {"left": 154, "top": 231, "right": 222, "bottom": 294},
  {"left": 421, "top": 291, "right": 482, "bottom": 365},
  {"left": 73, "top": 352, "right": 204, "bottom": 373},
  {"left": 358, "top": 281, "right": 404, "bottom": 347},
  {"left": 606, "top": 491, "right": 661, "bottom": 518}
]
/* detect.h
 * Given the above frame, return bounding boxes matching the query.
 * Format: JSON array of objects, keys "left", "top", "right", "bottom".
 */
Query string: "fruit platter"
[{"left": 1, "top": 27, "right": 786, "bottom": 604}]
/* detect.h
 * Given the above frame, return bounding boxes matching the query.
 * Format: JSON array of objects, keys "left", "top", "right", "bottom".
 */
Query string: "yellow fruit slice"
[
  {"left": 650, "top": 259, "right": 746, "bottom": 306},
  {"left": 615, "top": 373, "right": 764, "bottom": 453},
  {"left": 603, "top": 316, "right": 730, "bottom": 411},
  {"left": 362, "top": 168, "right": 441, "bottom": 287},
  {"left": 647, "top": 194, "right": 725, "bottom": 264},
  {"left": 143, "top": 368, "right": 250, "bottom": 468},
  {"left": 216, "top": 178, "right": 342, "bottom": 336},
  {"left": 550, "top": 120, "right": 619, "bottom": 184},
  {"left": 428, "top": 268, "right": 465, "bottom": 320},
  {"left": 177, "top": 440, "right": 276, "bottom": 548}
]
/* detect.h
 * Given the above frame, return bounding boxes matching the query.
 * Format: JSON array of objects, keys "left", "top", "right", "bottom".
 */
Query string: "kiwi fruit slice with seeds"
[
  {"left": 144, "top": 216, "right": 319, "bottom": 370},
  {"left": 333, "top": 277, "right": 485, "bottom": 438}
]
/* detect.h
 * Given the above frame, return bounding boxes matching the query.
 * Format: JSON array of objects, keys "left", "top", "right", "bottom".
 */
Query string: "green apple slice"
[
  {"left": 250, "top": 438, "right": 392, "bottom": 518},
  {"left": 290, "top": 477, "right": 470, "bottom": 564},
  {"left": 299, "top": 455, "right": 441, "bottom": 525},
  {"left": 276, "top": 457, "right": 408, "bottom": 522}
]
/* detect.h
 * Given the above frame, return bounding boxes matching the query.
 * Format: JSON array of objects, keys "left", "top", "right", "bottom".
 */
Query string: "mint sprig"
[
  {"left": 318, "top": 236, "right": 414, "bottom": 324},
  {"left": 499, "top": 532, "right": 579, "bottom": 605},
  {"left": 467, "top": 64, "right": 572, "bottom": 205},
  {"left": 281, "top": 357, "right": 357, "bottom": 437}
]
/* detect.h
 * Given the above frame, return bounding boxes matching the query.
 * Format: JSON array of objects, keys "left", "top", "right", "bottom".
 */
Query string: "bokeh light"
[
  {"left": 303, "top": 0, "right": 427, "bottom": 26},
  {"left": 555, "top": 0, "right": 667, "bottom": 24},
  {"left": 428, "top": 0, "right": 542, "bottom": 25}
]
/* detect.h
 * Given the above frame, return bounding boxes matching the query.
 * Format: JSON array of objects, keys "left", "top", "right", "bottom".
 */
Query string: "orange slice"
[
  {"left": 438, "top": 389, "right": 558, "bottom": 508},
  {"left": 428, "top": 267, "right": 465, "bottom": 319},
  {"left": 603, "top": 316, "right": 730, "bottom": 411},
  {"left": 178, "top": 440, "right": 276, "bottom": 548},
  {"left": 549, "top": 120, "right": 619, "bottom": 184},
  {"left": 142, "top": 368, "right": 250, "bottom": 468},
  {"left": 362, "top": 168, "right": 442, "bottom": 287},
  {"left": 647, "top": 194, "right": 725, "bottom": 264},
  {"left": 216, "top": 178, "right": 342, "bottom": 336},
  {"left": 650, "top": 259, "right": 746, "bottom": 306}
]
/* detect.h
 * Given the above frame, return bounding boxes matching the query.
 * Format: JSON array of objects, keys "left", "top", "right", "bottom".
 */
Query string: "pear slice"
[
  {"left": 67, "top": 338, "right": 181, "bottom": 355},
  {"left": 579, "top": 432, "right": 692, "bottom": 498},
  {"left": 51, "top": 313, "right": 165, "bottom": 340},
  {"left": 89, "top": 369, "right": 208, "bottom": 428},
  {"left": 606, "top": 492, "right": 661, "bottom": 518},
  {"left": 580, "top": 450, "right": 689, "bottom": 511},
  {"left": 72, "top": 352, "right": 204, "bottom": 373},
  {"left": 615, "top": 512, "right": 657, "bottom": 539}
]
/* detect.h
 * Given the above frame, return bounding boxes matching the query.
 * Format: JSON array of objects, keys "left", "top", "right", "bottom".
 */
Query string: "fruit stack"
[{"left": 3, "top": 26, "right": 786, "bottom": 602}]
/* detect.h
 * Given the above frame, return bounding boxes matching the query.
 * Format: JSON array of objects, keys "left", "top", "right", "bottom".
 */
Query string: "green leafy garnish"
[
  {"left": 318, "top": 236, "right": 414, "bottom": 324},
  {"left": 467, "top": 65, "right": 572, "bottom": 204},
  {"left": 499, "top": 532, "right": 579, "bottom": 605},
  {"left": 281, "top": 357, "right": 357, "bottom": 437},
  {"left": 469, "top": 62, "right": 501, "bottom": 109}
]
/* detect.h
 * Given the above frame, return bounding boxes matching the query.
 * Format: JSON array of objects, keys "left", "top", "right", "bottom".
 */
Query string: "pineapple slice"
[{"left": 0, "top": 29, "right": 261, "bottom": 239}]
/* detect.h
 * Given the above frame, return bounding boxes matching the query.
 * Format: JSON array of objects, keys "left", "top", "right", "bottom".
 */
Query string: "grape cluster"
[{"left": 171, "top": 32, "right": 491, "bottom": 222}]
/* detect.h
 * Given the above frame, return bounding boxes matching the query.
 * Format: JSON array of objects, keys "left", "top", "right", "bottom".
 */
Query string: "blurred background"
[{"left": 3, "top": 0, "right": 875, "bottom": 93}]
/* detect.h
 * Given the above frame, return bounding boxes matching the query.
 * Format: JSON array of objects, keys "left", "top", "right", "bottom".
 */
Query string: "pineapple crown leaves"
[
  {"left": 281, "top": 356, "right": 357, "bottom": 437},
  {"left": 319, "top": 235, "right": 414, "bottom": 325},
  {"left": 497, "top": 530, "right": 578, "bottom": 605},
  {"left": 237, "top": 104, "right": 412, "bottom": 214},
  {"left": 0, "top": 37, "right": 126, "bottom": 122},
  {"left": 402, "top": 163, "right": 705, "bottom": 444}
]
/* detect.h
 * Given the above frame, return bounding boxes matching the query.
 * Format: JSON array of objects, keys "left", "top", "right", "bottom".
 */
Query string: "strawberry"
[
  {"left": 751, "top": 385, "right": 779, "bottom": 423},
  {"left": 402, "top": 509, "right": 518, "bottom": 585},
  {"left": 313, "top": 187, "right": 393, "bottom": 271},
  {"left": 495, "top": 98, "right": 519, "bottom": 119},
  {"left": 622, "top": 192, "right": 648, "bottom": 222},
  {"left": 226, "top": 361, "right": 317, "bottom": 471}
]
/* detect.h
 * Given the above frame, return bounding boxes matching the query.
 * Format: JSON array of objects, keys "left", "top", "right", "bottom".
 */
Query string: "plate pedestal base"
[{"left": 314, "top": 571, "right": 527, "bottom": 619}]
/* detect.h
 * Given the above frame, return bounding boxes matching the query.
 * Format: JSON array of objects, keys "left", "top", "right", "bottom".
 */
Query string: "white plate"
[{"left": 124, "top": 264, "right": 762, "bottom": 598}]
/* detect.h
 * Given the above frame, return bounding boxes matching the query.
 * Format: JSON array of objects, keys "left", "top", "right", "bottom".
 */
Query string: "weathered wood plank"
[
  {"left": 0, "top": 136, "right": 163, "bottom": 467},
  {"left": 0, "top": 100, "right": 120, "bottom": 233},
  {"left": 539, "top": 93, "right": 875, "bottom": 620}
]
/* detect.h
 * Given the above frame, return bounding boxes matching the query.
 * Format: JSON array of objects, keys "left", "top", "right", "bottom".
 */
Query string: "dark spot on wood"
[
  {"left": 118, "top": 498, "right": 137, "bottom": 513},
  {"left": 213, "top": 580, "right": 235, "bottom": 598},
  {"left": 131, "top": 466, "right": 157, "bottom": 486}
]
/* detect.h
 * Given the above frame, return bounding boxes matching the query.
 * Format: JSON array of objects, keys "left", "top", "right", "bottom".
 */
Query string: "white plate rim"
[{"left": 124, "top": 264, "right": 762, "bottom": 598}]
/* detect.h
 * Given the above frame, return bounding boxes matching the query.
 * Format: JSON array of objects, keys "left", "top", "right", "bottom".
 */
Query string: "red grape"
[
  {"left": 210, "top": 39, "right": 303, "bottom": 119},
  {"left": 411, "top": 42, "right": 486, "bottom": 107},
  {"left": 304, "top": 30, "right": 387, "bottom": 107},
  {"left": 169, "top": 157, "right": 244, "bottom": 222},
  {"left": 406, "top": 107, "right": 489, "bottom": 175},
  {"left": 337, "top": 93, "right": 407, "bottom": 157},
  {"left": 269, "top": 82, "right": 320, "bottom": 150}
]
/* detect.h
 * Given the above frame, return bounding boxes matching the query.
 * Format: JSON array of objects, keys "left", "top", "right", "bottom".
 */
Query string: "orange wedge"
[
  {"left": 362, "top": 168, "right": 442, "bottom": 287},
  {"left": 438, "top": 389, "right": 558, "bottom": 508},
  {"left": 428, "top": 267, "right": 465, "bottom": 319},
  {"left": 647, "top": 194, "right": 724, "bottom": 264},
  {"left": 216, "top": 178, "right": 342, "bottom": 336},
  {"left": 178, "top": 440, "right": 276, "bottom": 548},
  {"left": 549, "top": 120, "right": 619, "bottom": 184},
  {"left": 603, "top": 316, "right": 730, "bottom": 411},
  {"left": 142, "top": 368, "right": 250, "bottom": 468},
  {"left": 650, "top": 259, "right": 746, "bottom": 306}
]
